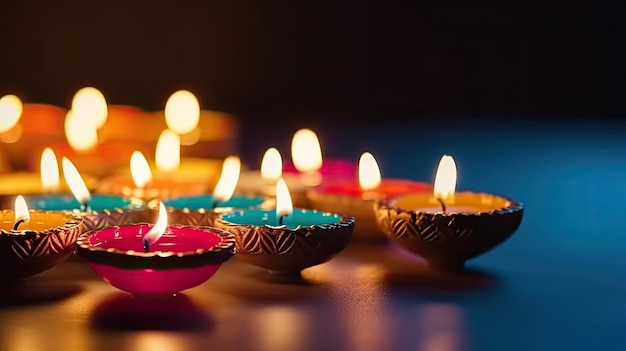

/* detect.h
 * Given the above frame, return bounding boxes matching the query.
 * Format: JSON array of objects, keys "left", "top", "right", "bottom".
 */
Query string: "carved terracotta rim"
[
  {"left": 375, "top": 192, "right": 523, "bottom": 218},
  {"left": 76, "top": 223, "right": 237, "bottom": 269},
  {"left": 0, "top": 210, "right": 83, "bottom": 237},
  {"left": 216, "top": 209, "right": 356, "bottom": 232}
]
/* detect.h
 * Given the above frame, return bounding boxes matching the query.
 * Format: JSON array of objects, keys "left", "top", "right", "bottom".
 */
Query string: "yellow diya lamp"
[
  {"left": 374, "top": 155, "right": 524, "bottom": 271},
  {"left": 0, "top": 195, "right": 83, "bottom": 281}
]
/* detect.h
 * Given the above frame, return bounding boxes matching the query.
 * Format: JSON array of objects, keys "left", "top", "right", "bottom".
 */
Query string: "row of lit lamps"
[{"left": 0, "top": 88, "right": 203, "bottom": 156}]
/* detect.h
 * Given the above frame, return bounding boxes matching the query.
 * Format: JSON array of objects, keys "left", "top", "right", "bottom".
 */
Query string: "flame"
[
  {"left": 40, "top": 148, "right": 60, "bottom": 193},
  {"left": 14, "top": 195, "right": 30, "bottom": 227},
  {"left": 143, "top": 201, "right": 168, "bottom": 246},
  {"left": 358, "top": 152, "right": 381, "bottom": 191},
  {"left": 155, "top": 129, "right": 180, "bottom": 171},
  {"left": 64, "top": 110, "right": 98, "bottom": 152},
  {"left": 61, "top": 157, "right": 91, "bottom": 206},
  {"left": 433, "top": 155, "right": 457, "bottom": 200},
  {"left": 130, "top": 151, "right": 153, "bottom": 188},
  {"left": 260, "top": 147, "right": 283, "bottom": 181},
  {"left": 71, "top": 87, "right": 108, "bottom": 129},
  {"left": 213, "top": 156, "right": 241, "bottom": 203},
  {"left": 291, "top": 128, "right": 322, "bottom": 172},
  {"left": 0, "top": 94, "right": 22, "bottom": 133},
  {"left": 275, "top": 178, "right": 293, "bottom": 218},
  {"left": 164, "top": 90, "right": 200, "bottom": 134}
]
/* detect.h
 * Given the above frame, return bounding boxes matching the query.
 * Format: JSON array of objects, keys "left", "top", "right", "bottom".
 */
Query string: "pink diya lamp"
[
  {"left": 76, "top": 201, "right": 237, "bottom": 297},
  {"left": 307, "top": 152, "right": 431, "bottom": 242},
  {"left": 0, "top": 195, "right": 83, "bottom": 281},
  {"left": 236, "top": 147, "right": 310, "bottom": 207},
  {"left": 283, "top": 128, "right": 357, "bottom": 187}
]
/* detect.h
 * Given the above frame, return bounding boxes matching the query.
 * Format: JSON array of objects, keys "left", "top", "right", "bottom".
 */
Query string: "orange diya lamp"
[
  {"left": 97, "top": 135, "right": 216, "bottom": 202},
  {"left": 0, "top": 95, "right": 68, "bottom": 171},
  {"left": 0, "top": 147, "right": 97, "bottom": 208},
  {"left": 0, "top": 195, "right": 83, "bottom": 281},
  {"left": 51, "top": 87, "right": 136, "bottom": 178},
  {"left": 97, "top": 91, "right": 223, "bottom": 198},
  {"left": 307, "top": 152, "right": 431, "bottom": 243},
  {"left": 26, "top": 157, "right": 144, "bottom": 231}
]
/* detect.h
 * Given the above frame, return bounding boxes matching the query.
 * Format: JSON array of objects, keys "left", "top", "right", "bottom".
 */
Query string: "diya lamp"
[
  {"left": 374, "top": 155, "right": 524, "bottom": 271},
  {"left": 51, "top": 87, "right": 135, "bottom": 177},
  {"left": 97, "top": 129, "right": 222, "bottom": 200},
  {"left": 164, "top": 155, "right": 270, "bottom": 226},
  {"left": 0, "top": 94, "right": 22, "bottom": 171},
  {"left": 308, "top": 152, "right": 432, "bottom": 243},
  {"left": 236, "top": 147, "right": 310, "bottom": 207},
  {"left": 283, "top": 128, "right": 357, "bottom": 186},
  {"left": 76, "top": 200, "right": 237, "bottom": 297},
  {"left": 155, "top": 90, "right": 224, "bottom": 185},
  {"left": 214, "top": 177, "right": 355, "bottom": 277},
  {"left": 0, "top": 148, "right": 97, "bottom": 208},
  {"left": 131, "top": 89, "right": 240, "bottom": 161},
  {"left": 0, "top": 195, "right": 83, "bottom": 281},
  {"left": 0, "top": 96, "right": 68, "bottom": 170},
  {"left": 27, "top": 157, "right": 144, "bottom": 231}
]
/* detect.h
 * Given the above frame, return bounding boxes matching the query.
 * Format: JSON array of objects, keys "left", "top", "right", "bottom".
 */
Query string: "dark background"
[{"left": 1, "top": 1, "right": 625, "bottom": 161}]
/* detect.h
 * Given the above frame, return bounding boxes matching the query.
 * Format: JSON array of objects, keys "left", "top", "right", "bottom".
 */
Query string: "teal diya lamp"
[
  {"left": 27, "top": 157, "right": 145, "bottom": 231},
  {"left": 162, "top": 155, "right": 271, "bottom": 226},
  {"left": 214, "top": 177, "right": 355, "bottom": 277}
]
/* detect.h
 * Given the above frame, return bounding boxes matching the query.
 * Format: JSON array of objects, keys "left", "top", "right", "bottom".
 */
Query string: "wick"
[
  {"left": 143, "top": 238, "right": 150, "bottom": 253},
  {"left": 211, "top": 201, "right": 219, "bottom": 210},
  {"left": 279, "top": 215, "right": 287, "bottom": 226},
  {"left": 13, "top": 219, "right": 25, "bottom": 231},
  {"left": 81, "top": 202, "right": 91, "bottom": 212},
  {"left": 436, "top": 197, "right": 447, "bottom": 214}
]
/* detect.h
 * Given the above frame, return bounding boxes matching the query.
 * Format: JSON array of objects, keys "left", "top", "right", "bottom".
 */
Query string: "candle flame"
[
  {"left": 433, "top": 155, "right": 457, "bottom": 200},
  {"left": 275, "top": 178, "right": 293, "bottom": 218},
  {"left": 0, "top": 94, "right": 22, "bottom": 133},
  {"left": 14, "top": 195, "right": 30, "bottom": 227},
  {"left": 291, "top": 128, "right": 322, "bottom": 173},
  {"left": 61, "top": 157, "right": 91, "bottom": 207},
  {"left": 164, "top": 90, "right": 200, "bottom": 134},
  {"left": 260, "top": 147, "right": 283, "bottom": 181},
  {"left": 143, "top": 201, "right": 168, "bottom": 246},
  {"left": 40, "top": 148, "right": 60, "bottom": 193},
  {"left": 155, "top": 129, "right": 180, "bottom": 171},
  {"left": 130, "top": 151, "right": 153, "bottom": 188},
  {"left": 213, "top": 155, "right": 241, "bottom": 203},
  {"left": 71, "top": 87, "right": 108, "bottom": 129},
  {"left": 64, "top": 110, "right": 98, "bottom": 152},
  {"left": 358, "top": 152, "right": 381, "bottom": 191}
]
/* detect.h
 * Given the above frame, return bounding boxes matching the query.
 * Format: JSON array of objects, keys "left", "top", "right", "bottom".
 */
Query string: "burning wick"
[
  {"left": 13, "top": 219, "right": 25, "bottom": 231},
  {"left": 436, "top": 198, "right": 447, "bottom": 213},
  {"left": 279, "top": 214, "right": 288, "bottom": 226},
  {"left": 81, "top": 202, "right": 91, "bottom": 212},
  {"left": 211, "top": 201, "right": 219, "bottom": 210},
  {"left": 143, "top": 238, "right": 150, "bottom": 253}
]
